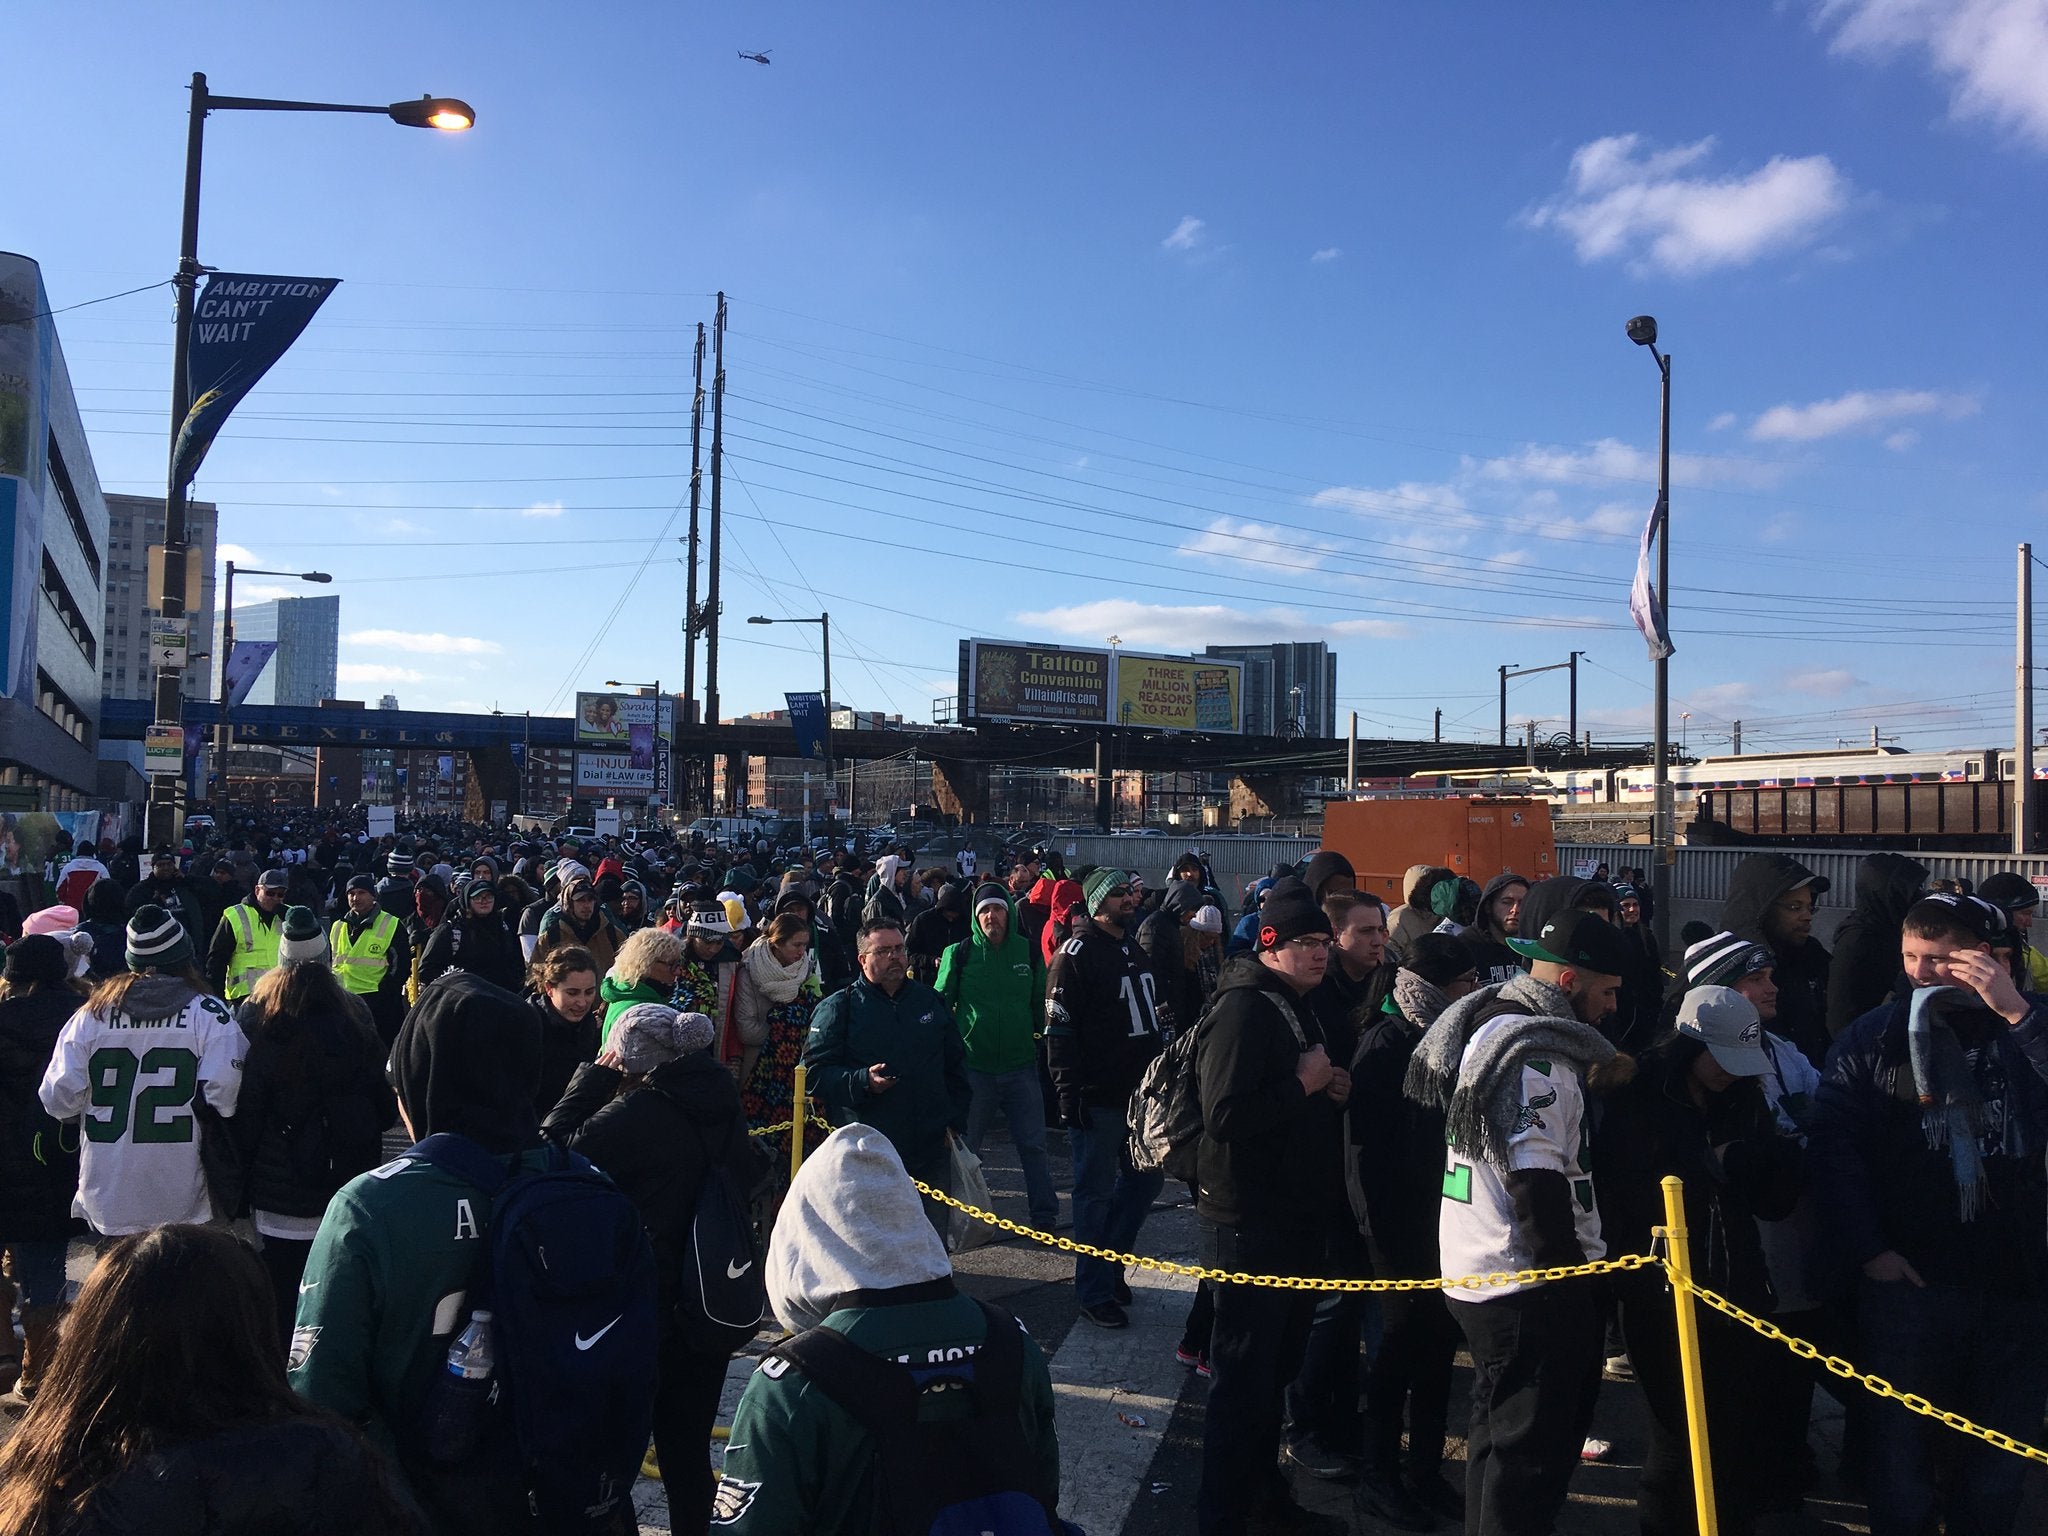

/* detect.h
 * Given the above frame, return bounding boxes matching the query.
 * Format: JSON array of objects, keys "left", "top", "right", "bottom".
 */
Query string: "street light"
[
  {"left": 1627, "top": 313, "right": 1673, "bottom": 952},
  {"left": 146, "top": 72, "right": 474, "bottom": 848},
  {"left": 215, "top": 563, "right": 331, "bottom": 805},
  {"left": 746, "top": 613, "right": 834, "bottom": 831}
]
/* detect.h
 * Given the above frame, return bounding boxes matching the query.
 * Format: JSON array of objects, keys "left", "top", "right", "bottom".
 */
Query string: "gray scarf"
[
  {"left": 1393, "top": 969, "right": 1455, "bottom": 1032},
  {"left": 1404, "top": 973, "right": 1616, "bottom": 1170}
]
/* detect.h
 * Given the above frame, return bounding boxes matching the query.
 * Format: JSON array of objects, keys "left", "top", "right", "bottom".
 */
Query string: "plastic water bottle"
[{"left": 423, "top": 1309, "right": 496, "bottom": 1463}]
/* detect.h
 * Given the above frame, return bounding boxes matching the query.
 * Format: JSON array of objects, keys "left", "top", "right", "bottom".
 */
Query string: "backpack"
[
  {"left": 413, "top": 1134, "right": 660, "bottom": 1534},
  {"left": 665, "top": 1104, "right": 767, "bottom": 1352},
  {"left": 1127, "top": 1014, "right": 1207, "bottom": 1184},
  {"left": 771, "top": 1299, "right": 1068, "bottom": 1536}
]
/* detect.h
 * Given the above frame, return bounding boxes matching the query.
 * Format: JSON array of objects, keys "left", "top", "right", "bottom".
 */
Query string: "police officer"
[
  {"left": 207, "top": 867, "right": 290, "bottom": 1002},
  {"left": 330, "top": 872, "right": 412, "bottom": 1046}
]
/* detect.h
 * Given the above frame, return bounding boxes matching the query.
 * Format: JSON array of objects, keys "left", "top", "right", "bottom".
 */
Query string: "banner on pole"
[
  {"left": 1629, "top": 494, "right": 1675, "bottom": 661},
  {"left": 785, "top": 691, "right": 827, "bottom": 760},
  {"left": 221, "top": 639, "right": 278, "bottom": 708},
  {"left": 172, "top": 273, "right": 340, "bottom": 490}
]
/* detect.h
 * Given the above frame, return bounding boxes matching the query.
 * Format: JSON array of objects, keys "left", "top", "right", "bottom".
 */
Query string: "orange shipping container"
[{"left": 1322, "top": 798, "right": 1556, "bottom": 907}]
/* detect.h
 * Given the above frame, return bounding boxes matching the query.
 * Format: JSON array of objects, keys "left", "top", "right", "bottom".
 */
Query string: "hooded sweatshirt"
[
  {"left": 1824, "top": 852, "right": 1927, "bottom": 1039},
  {"left": 1388, "top": 866, "right": 1455, "bottom": 964},
  {"left": 935, "top": 897, "right": 1047, "bottom": 1075},
  {"left": 1039, "top": 878, "right": 1085, "bottom": 967},
  {"left": 1464, "top": 872, "right": 1532, "bottom": 987},
  {"left": 713, "top": 1126, "right": 1058, "bottom": 1536},
  {"left": 1720, "top": 853, "right": 1832, "bottom": 1066}
]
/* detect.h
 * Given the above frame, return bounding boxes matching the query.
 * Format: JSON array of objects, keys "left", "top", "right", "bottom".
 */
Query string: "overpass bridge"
[{"left": 100, "top": 698, "right": 1648, "bottom": 822}]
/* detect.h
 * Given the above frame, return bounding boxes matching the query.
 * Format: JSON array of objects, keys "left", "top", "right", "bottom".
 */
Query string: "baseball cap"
[
  {"left": 1507, "top": 911, "right": 1630, "bottom": 978},
  {"left": 257, "top": 868, "right": 289, "bottom": 891},
  {"left": 1676, "top": 986, "right": 1772, "bottom": 1077}
]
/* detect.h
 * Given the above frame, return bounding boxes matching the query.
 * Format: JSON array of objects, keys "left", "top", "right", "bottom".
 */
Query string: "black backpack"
[
  {"left": 413, "top": 1134, "right": 659, "bottom": 1535},
  {"left": 666, "top": 1105, "right": 767, "bottom": 1352},
  {"left": 771, "top": 1299, "right": 1070, "bottom": 1536}
]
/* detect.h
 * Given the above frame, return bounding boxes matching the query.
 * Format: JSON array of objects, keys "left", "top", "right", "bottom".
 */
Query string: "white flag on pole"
[{"left": 1629, "top": 494, "right": 1674, "bottom": 660}]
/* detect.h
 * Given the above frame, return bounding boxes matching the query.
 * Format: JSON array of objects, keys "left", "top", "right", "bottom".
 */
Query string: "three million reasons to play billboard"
[{"left": 959, "top": 640, "right": 1241, "bottom": 733}]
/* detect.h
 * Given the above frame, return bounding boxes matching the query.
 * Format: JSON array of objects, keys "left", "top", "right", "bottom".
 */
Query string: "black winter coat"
[
  {"left": 54, "top": 1417, "right": 419, "bottom": 1536},
  {"left": 416, "top": 912, "right": 526, "bottom": 993},
  {"left": 1138, "top": 881, "right": 1207, "bottom": 1036},
  {"left": 0, "top": 986, "right": 83, "bottom": 1241},
  {"left": 1720, "top": 853, "right": 1832, "bottom": 1065},
  {"left": 1348, "top": 1003, "right": 1445, "bottom": 1275},
  {"left": 233, "top": 1002, "right": 397, "bottom": 1220},
  {"left": 1194, "top": 958, "right": 1341, "bottom": 1234},
  {"left": 543, "top": 1053, "right": 770, "bottom": 1306},
  {"left": 529, "top": 992, "right": 599, "bottom": 1119},
  {"left": 1810, "top": 993, "right": 2048, "bottom": 1295},
  {"left": 1597, "top": 1042, "right": 1801, "bottom": 1307},
  {"left": 1824, "top": 852, "right": 1927, "bottom": 1039}
]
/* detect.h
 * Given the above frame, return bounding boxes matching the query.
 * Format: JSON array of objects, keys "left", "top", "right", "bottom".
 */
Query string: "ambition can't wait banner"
[{"left": 171, "top": 273, "right": 339, "bottom": 491}]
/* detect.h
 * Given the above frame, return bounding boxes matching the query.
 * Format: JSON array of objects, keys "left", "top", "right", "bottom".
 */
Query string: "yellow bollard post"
[
  {"left": 790, "top": 1062, "right": 808, "bottom": 1183},
  {"left": 1661, "top": 1174, "right": 1719, "bottom": 1536}
]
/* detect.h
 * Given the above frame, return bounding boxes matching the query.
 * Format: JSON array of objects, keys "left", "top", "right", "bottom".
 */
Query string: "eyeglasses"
[
  {"left": 864, "top": 941, "right": 908, "bottom": 957},
  {"left": 1104, "top": 885, "right": 1132, "bottom": 899},
  {"left": 1286, "top": 936, "right": 1333, "bottom": 952}
]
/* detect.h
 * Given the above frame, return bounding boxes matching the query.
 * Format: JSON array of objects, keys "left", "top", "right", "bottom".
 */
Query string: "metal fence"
[{"left": 1558, "top": 843, "right": 2048, "bottom": 910}]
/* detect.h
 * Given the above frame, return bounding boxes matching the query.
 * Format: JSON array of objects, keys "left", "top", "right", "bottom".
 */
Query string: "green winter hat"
[
  {"left": 1083, "top": 867, "right": 1131, "bottom": 915},
  {"left": 278, "top": 905, "right": 329, "bottom": 966}
]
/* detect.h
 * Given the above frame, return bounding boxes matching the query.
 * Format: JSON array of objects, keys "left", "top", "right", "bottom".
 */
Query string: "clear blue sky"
[{"left": 15, "top": 0, "right": 2047, "bottom": 753}]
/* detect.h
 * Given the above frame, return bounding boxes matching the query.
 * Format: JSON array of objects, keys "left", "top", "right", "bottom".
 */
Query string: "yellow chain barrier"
[
  {"left": 907, "top": 1176, "right": 1658, "bottom": 1292},
  {"left": 1668, "top": 1267, "right": 2048, "bottom": 1468}
]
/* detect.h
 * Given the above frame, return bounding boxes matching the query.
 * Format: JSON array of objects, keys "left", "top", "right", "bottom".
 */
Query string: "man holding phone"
[{"left": 803, "top": 916, "right": 971, "bottom": 1236}]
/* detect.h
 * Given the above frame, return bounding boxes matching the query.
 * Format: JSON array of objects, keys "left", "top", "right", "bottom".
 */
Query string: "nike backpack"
[
  {"left": 414, "top": 1133, "right": 660, "bottom": 1534},
  {"left": 670, "top": 1113, "right": 768, "bottom": 1353},
  {"left": 771, "top": 1299, "right": 1076, "bottom": 1536}
]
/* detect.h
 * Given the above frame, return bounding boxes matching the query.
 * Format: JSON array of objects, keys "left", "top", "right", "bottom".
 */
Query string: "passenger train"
[{"left": 1426, "top": 747, "right": 2045, "bottom": 805}]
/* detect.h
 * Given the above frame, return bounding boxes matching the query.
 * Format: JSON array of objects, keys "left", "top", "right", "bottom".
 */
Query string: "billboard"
[
  {"left": 959, "top": 639, "right": 1241, "bottom": 733},
  {"left": 576, "top": 690, "right": 674, "bottom": 750},
  {"left": 1114, "top": 655, "right": 1242, "bottom": 734},
  {"left": 960, "top": 640, "right": 1110, "bottom": 726},
  {"left": 576, "top": 751, "right": 655, "bottom": 795}
]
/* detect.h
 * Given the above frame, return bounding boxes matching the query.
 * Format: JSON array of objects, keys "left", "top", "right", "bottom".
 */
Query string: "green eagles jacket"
[
  {"left": 712, "top": 1292, "right": 1059, "bottom": 1536},
  {"left": 288, "top": 1145, "right": 553, "bottom": 1484},
  {"left": 801, "top": 977, "right": 970, "bottom": 1174},
  {"left": 934, "top": 904, "right": 1047, "bottom": 1076}
]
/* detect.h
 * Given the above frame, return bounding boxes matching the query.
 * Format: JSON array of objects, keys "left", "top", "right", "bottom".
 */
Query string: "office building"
[
  {"left": 1204, "top": 641, "right": 1338, "bottom": 738},
  {"left": 233, "top": 593, "right": 339, "bottom": 706},
  {"left": 0, "top": 252, "right": 109, "bottom": 808},
  {"left": 101, "top": 492, "right": 218, "bottom": 703}
]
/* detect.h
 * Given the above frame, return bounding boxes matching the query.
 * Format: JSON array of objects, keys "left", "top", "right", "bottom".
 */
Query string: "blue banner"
[
  {"left": 785, "top": 691, "right": 826, "bottom": 761},
  {"left": 222, "top": 639, "right": 278, "bottom": 708},
  {"left": 172, "top": 273, "right": 339, "bottom": 490}
]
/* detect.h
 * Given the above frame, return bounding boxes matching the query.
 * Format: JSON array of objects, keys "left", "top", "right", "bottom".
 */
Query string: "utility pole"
[
  {"left": 1498, "top": 665, "right": 1511, "bottom": 746},
  {"left": 2019, "top": 542, "right": 2036, "bottom": 856},
  {"left": 706, "top": 293, "right": 726, "bottom": 798},
  {"left": 1732, "top": 719, "right": 1743, "bottom": 755},
  {"left": 1569, "top": 649, "right": 1583, "bottom": 747},
  {"left": 1434, "top": 708, "right": 1442, "bottom": 743},
  {"left": 1346, "top": 710, "right": 1358, "bottom": 796}
]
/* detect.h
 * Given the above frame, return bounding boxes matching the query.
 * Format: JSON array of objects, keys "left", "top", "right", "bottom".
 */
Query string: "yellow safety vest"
[
  {"left": 224, "top": 903, "right": 282, "bottom": 1000},
  {"left": 330, "top": 911, "right": 400, "bottom": 996}
]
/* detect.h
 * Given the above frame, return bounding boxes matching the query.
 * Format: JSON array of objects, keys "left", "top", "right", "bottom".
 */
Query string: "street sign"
[
  {"left": 148, "top": 616, "right": 188, "bottom": 670},
  {"left": 144, "top": 723, "right": 185, "bottom": 777}
]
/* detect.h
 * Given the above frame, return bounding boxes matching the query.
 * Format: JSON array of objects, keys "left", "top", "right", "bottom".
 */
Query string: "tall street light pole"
[
  {"left": 216, "top": 562, "right": 330, "bottom": 804},
  {"left": 147, "top": 73, "right": 473, "bottom": 849},
  {"left": 747, "top": 613, "right": 833, "bottom": 830},
  {"left": 1628, "top": 314, "right": 1674, "bottom": 952}
]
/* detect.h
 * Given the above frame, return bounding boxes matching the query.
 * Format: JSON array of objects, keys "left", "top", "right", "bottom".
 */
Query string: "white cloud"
[
  {"left": 1524, "top": 133, "right": 1851, "bottom": 275},
  {"left": 1161, "top": 215, "right": 1206, "bottom": 252},
  {"left": 1747, "top": 387, "right": 1978, "bottom": 441},
  {"left": 1707, "top": 411, "right": 1737, "bottom": 432},
  {"left": 1818, "top": 0, "right": 2048, "bottom": 149},
  {"left": 232, "top": 583, "right": 304, "bottom": 605},
  {"left": 344, "top": 629, "right": 504, "bottom": 656},
  {"left": 1179, "top": 517, "right": 1331, "bottom": 571},
  {"left": 520, "top": 500, "right": 565, "bottom": 519},
  {"left": 216, "top": 544, "right": 262, "bottom": 567},
  {"left": 1885, "top": 429, "right": 1920, "bottom": 451},
  {"left": 1783, "top": 666, "right": 1864, "bottom": 696},
  {"left": 1526, "top": 502, "right": 1644, "bottom": 541},
  {"left": 338, "top": 663, "right": 428, "bottom": 685},
  {"left": 1013, "top": 599, "right": 1406, "bottom": 649},
  {"left": 1468, "top": 437, "right": 1781, "bottom": 491},
  {"left": 1310, "top": 247, "right": 1342, "bottom": 263}
]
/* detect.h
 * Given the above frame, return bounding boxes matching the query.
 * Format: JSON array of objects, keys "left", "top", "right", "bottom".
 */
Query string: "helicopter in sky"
[{"left": 738, "top": 49, "right": 772, "bottom": 65}]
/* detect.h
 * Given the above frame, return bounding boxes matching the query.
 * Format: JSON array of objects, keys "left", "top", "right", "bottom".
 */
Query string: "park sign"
[{"left": 958, "top": 639, "right": 1242, "bottom": 734}]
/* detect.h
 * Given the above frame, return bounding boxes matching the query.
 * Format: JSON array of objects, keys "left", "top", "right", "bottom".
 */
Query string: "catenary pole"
[
  {"left": 2019, "top": 543, "right": 2036, "bottom": 856},
  {"left": 706, "top": 294, "right": 726, "bottom": 802},
  {"left": 682, "top": 321, "right": 705, "bottom": 811}
]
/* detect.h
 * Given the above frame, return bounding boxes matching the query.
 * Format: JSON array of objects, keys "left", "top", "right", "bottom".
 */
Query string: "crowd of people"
[{"left": 0, "top": 811, "right": 2043, "bottom": 1536}]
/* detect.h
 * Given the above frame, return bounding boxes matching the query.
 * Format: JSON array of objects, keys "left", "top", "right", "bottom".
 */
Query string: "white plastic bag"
[{"left": 945, "top": 1138, "right": 997, "bottom": 1254}]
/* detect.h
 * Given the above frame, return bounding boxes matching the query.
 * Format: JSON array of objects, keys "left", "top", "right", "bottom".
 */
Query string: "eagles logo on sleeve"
[
  {"left": 287, "top": 1325, "right": 320, "bottom": 1372},
  {"left": 710, "top": 1475, "right": 761, "bottom": 1526},
  {"left": 1511, "top": 1086, "right": 1557, "bottom": 1134}
]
